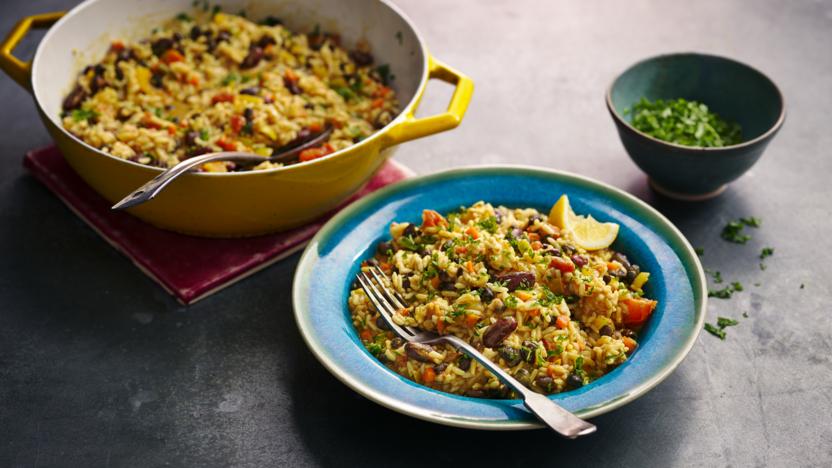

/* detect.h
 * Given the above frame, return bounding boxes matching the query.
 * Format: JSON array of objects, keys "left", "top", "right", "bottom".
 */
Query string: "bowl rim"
[
  {"left": 31, "top": 0, "right": 430, "bottom": 178},
  {"left": 605, "top": 51, "right": 786, "bottom": 153},
  {"left": 292, "top": 164, "right": 708, "bottom": 430}
]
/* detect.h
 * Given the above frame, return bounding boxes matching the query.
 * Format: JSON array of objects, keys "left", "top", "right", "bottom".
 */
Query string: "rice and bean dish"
[
  {"left": 60, "top": 12, "right": 399, "bottom": 171},
  {"left": 348, "top": 201, "right": 657, "bottom": 398}
]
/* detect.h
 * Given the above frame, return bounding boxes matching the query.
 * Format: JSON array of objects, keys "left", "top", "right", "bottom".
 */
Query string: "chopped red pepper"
[
  {"left": 161, "top": 49, "right": 184, "bottom": 64},
  {"left": 421, "top": 209, "right": 446, "bottom": 228},
  {"left": 621, "top": 298, "right": 657, "bottom": 327},
  {"left": 211, "top": 92, "right": 235, "bottom": 105},
  {"left": 549, "top": 256, "right": 575, "bottom": 274},
  {"left": 216, "top": 138, "right": 236, "bottom": 151},
  {"left": 230, "top": 115, "right": 245, "bottom": 133}
]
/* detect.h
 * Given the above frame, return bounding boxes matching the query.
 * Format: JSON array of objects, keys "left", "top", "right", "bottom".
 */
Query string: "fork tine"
[
  {"left": 357, "top": 272, "right": 414, "bottom": 338},
  {"left": 368, "top": 266, "right": 408, "bottom": 310}
]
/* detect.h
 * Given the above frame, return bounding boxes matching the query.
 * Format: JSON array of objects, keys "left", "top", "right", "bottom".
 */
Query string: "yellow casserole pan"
[{"left": 0, "top": 0, "right": 472, "bottom": 237}]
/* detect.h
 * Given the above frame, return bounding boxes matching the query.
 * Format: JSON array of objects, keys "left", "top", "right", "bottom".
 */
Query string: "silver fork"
[{"left": 357, "top": 266, "right": 597, "bottom": 438}]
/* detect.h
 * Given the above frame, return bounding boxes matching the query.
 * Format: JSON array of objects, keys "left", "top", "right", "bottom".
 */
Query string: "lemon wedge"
[{"left": 547, "top": 194, "right": 619, "bottom": 250}]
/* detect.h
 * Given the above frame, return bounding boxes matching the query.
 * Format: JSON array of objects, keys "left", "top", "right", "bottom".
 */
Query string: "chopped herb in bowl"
[{"left": 626, "top": 97, "right": 742, "bottom": 147}]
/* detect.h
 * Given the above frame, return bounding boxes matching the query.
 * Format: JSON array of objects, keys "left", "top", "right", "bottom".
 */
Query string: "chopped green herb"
[
  {"left": 395, "top": 30, "right": 403, "bottom": 45},
  {"left": 721, "top": 220, "right": 751, "bottom": 244},
  {"left": 704, "top": 323, "right": 726, "bottom": 340},
  {"left": 742, "top": 312, "right": 749, "bottom": 318},
  {"left": 759, "top": 262, "right": 767, "bottom": 271},
  {"left": 175, "top": 12, "right": 193, "bottom": 21},
  {"left": 376, "top": 64, "right": 393, "bottom": 86},
  {"left": 708, "top": 281, "right": 743, "bottom": 299},
  {"left": 397, "top": 235, "right": 418, "bottom": 251},
  {"left": 504, "top": 295, "right": 519, "bottom": 309},
  {"left": 333, "top": 86, "right": 356, "bottom": 101},
  {"left": 694, "top": 247, "right": 704, "bottom": 256},
  {"left": 740, "top": 217, "right": 762, "bottom": 228},
  {"left": 261, "top": 16, "right": 283, "bottom": 26},
  {"left": 759, "top": 247, "right": 774, "bottom": 260},
  {"left": 538, "top": 286, "right": 564, "bottom": 307},
  {"left": 717, "top": 316, "right": 739, "bottom": 328},
  {"left": 211, "top": 5, "right": 222, "bottom": 16},
  {"left": 153, "top": 107, "right": 163, "bottom": 118},
  {"left": 366, "top": 342, "right": 383, "bottom": 356},
  {"left": 574, "top": 356, "right": 585, "bottom": 378},
  {"left": 222, "top": 72, "right": 240, "bottom": 85},
  {"left": 477, "top": 216, "right": 499, "bottom": 234},
  {"left": 199, "top": 128, "right": 209, "bottom": 141},
  {"left": 627, "top": 97, "right": 742, "bottom": 147},
  {"left": 241, "top": 121, "right": 253, "bottom": 135},
  {"left": 705, "top": 269, "right": 723, "bottom": 284},
  {"left": 71, "top": 108, "right": 98, "bottom": 122}
]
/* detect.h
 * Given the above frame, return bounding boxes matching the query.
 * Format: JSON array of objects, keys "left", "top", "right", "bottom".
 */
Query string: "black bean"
[
  {"left": 90, "top": 75, "right": 107, "bottom": 94},
  {"left": 62, "top": 85, "right": 87, "bottom": 111},
  {"left": 525, "top": 214, "right": 544, "bottom": 228},
  {"left": 457, "top": 354, "right": 472, "bottom": 371},
  {"left": 240, "top": 86, "right": 260, "bottom": 95},
  {"left": 571, "top": 254, "right": 587, "bottom": 267},
  {"left": 483, "top": 317, "right": 517, "bottom": 348},
  {"left": 434, "top": 363, "right": 448, "bottom": 374},
  {"left": 498, "top": 346, "right": 522, "bottom": 366},
  {"left": 566, "top": 373, "right": 584, "bottom": 390},
  {"left": 283, "top": 76, "right": 302, "bottom": 95},
  {"left": 405, "top": 343, "right": 434, "bottom": 362},
  {"left": 257, "top": 35, "right": 277, "bottom": 48},
  {"left": 402, "top": 223, "right": 420, "bottom": 238},
  {"left": 390, "top": 337, "right": 405, "bottom": 349},
  {"left": 189, "top": 25, "right": 202, "bottom": 40},
  {"left": 376, "top": 241, "right": 392, "bottom": 255},
  {"left": 150, "top": 71, "right": 164, "bottom": 88},
  {"left": 115, "top": 64, "right": 124, "bottom": 80},
  {"left": 514, "top": 368, "right": 531, "bottom": 385},
  {"left": 612, "top": 252, "right": 631, "bottom": 269},
  {"left": 184, "top": 131, "right": 199, "bottom": 146},
  {"left": 565, "top": 295, "right": 580, "bottom": 304},
  {"left": 535, "top": 375, "right": 554, "bottom": 393},
  {"left": 375, "top": 316, "right": 391, "bottom": 331},
  {"left": 349, "top": 50, "right": 374, "bottom": 66},
  {"left": 217, "top": 30, "right": 231, "bottom": 42},
  {"left": 243, "top": 108, "right": 254, "bottom": 123},
  {"left": 439, "top": 281, "right": 455, "bottom": 292},
  {"left": 151, "top": 37, "right": 174, "bottom": 56},
  {"left": 561, "top": 244, "right": 577, "bottom": 255},
  {"left": 599, "top": 325, "right": 613, "bottom": 336},
  {"left": 493, "top": 271, "right": 535, "bottom": 291},
  {"left": 241, "top": 46, "right": 264, "bottom": 69},
  {"left": 479, "top": 287, "right": 495, "bottom": 304},
  {"left": 172, "top": 32, "right": 183, "bottom": 42},
  {"left": 402, "top": 276, "right": 411, "bottom": 290},
  {"left": 181, "top": 146, "right": 211, "bottom": 160},
  {"left": 350, "top": 278, "right": 360, "bottom": 290},
  {"left": 520, "top": 340, "right": 538, "bottom": 363},
  {"left": 366, "top": 258, "right": 379, "bottom": 267},
  {"left": 625, "top": 264, "right": 641, "bottom": 284}
]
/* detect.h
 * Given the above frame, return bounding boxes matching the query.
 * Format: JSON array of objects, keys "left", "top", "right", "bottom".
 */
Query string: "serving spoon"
[{"left": 112, "top": 126, "right": 333, "bottom": 210}]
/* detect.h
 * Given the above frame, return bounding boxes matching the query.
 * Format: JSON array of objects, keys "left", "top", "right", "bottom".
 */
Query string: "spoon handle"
[{"left": 111, "top": 152, "right": 265, "bottom": 210}]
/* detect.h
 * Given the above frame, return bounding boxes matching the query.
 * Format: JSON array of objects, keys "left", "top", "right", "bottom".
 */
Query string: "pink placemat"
[{"left": 23, "top": 146, "right": 413, "bottom": 305}]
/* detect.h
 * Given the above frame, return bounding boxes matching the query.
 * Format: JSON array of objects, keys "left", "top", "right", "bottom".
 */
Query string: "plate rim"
[{"left": 292, "top": 164, "right": 707, "bottom": 430}]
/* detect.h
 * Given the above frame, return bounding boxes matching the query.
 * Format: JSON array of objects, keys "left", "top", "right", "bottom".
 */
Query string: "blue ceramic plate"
[{"left": 293, "top": 166, "right": 706, "bottom": 430}]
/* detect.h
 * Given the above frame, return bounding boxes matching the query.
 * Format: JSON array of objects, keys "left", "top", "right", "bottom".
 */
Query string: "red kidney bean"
[
  {"left": 483, "top": 317, "right": 517, "bottom": 348},
  {"left": 349, "top": 50, "right": 374, "bottom": 66},
  {"left": 241, "top": 46, "right": 264, "bottom": 69},
  {"left": 493, "top": 271, "right": 535, "bottom": 291},
  {"left": 405, "top": 343, "right": 434, "bottom": 362},
  {"left": 62, "top": 85, "right": 87, "bottom": 110},
  {"left": 571, "top": 254, "right": 587, "bottom": 267}
]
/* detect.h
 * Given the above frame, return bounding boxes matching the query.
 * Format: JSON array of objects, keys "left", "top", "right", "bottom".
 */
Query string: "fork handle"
[{"left": 438, "top": 335, "right": 596, "bottom": 438}]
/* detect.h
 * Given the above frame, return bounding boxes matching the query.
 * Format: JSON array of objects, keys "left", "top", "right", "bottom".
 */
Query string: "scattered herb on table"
[
  {"left": 705, "top": 268, "right": 723, "bottom": 284},
  {"left": 800, "top": 283, "right": 805, "bottom": 290},
  {"left": 721, "top": 217, "right": 761, "bottom": 244},
  {"left": 709, "top": 281, "right": 743, "bottom": 299},
  {"left": 742, "top": 312, "right": 749, "bottom": 318},
  {"left": 759, "top": 247, "right": 774, "bottom": 259},
  {"left": 705, "top": 315, "right": 740, "bottom": 340},
  {"left": 626, "top": 97, "right": 742, "bottom": 147},
  {"left": 704, "top": 323, "right": 726, "bottom": 340},
  {"left": 695, "top": 247, "right": 704, "bottom": 256}
]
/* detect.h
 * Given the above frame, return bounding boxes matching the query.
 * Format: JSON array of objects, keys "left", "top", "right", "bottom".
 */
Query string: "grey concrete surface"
[{"left": 1, "top": 0, "right": 831, "bottom": 466}]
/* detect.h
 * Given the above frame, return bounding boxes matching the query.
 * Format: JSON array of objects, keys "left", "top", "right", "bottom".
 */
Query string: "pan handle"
[
  {"left": 0, "top": 11, "right": 65, "bottom": 91},
  {"left": 382, "top": 55, "right": 473, "bottom": 148}
]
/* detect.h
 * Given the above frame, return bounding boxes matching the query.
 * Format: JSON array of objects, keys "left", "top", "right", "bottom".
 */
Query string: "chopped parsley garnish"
[
  {"left": 574, "top": 356, "right": 585, "bottom": 378},
  {"left": 704, "top": 323, "right": 726, "bottom": 340},
  {"left": 694, "top": 247, "right": 704, "bottom": 256},
  {"left": 721, "top": 220, "right": 751, "bottom": 244},
  {"left": 742, "top": 311, "right": 749, "bottom": 318},
  {"left": 397, "top": 235, "right": 418, "bottom": 251},
  {"left": 376, "top": 64, "right": 393, "bottom": 85},
  {"left": 175, "top": 12, "right": 193, "bottom": 21},
  {"left": 71, "top": 108, "right": 98, "bottom": 122},
  {"left": 717, "top": 317, "right": 739, "bottom": 328},
  {"left": 504, "top": 295, "right": 519, "bottom": 309},
  {"left": 366, "top": 342, "right": 383, "bottom": 356},
  {"left": 626, "top": 97, "right": 742, "bottom": 147},
  {"left": 199, "top": 128, "right": 209, "bottom": 141},
  {"left": 538, "top": 286, "right": 564, "bottom": 306},
  {"left": 759, "top": 247, "right": 774, "bottom": 260},
  {"left": 333, "top": 86, "right": 356, "bottom": 101},
  {"left": 708, "top": 281, "right": 743, "bottom": 299},
  {"left": 222, "top": 72, "right": 240, "bottom": 85},
  {"left": 740, "top": 217, "right": 762, "bottom": 228},
  {"left": 477, "top": 216, "right": 499, "bottom": 234},
  {"left": 705, "top": 269, "right": 723, "bottom": 284}
]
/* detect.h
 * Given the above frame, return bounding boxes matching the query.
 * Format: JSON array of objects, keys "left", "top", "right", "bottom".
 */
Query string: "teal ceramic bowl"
[
  {"left": 293, "top": 166, "right": 707, "bottom": 429},
  {"left": 607, "top": 53, "right": 785, "bottom": 200}
]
